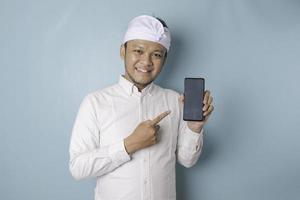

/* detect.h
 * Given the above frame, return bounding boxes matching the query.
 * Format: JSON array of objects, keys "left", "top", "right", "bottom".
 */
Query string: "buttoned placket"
[
  {"left": 132, "top": 88, "right": 151, "bottom": 200},
  {"left": 129, "top": 82, "right": 153, "bottom": 200}
]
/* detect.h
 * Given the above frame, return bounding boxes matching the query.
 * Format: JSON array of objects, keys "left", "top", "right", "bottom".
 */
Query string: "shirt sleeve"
[
  {"left": 176, "top": 97, "right": 204, "bottom": 168},
  {"left": 69, "top": 94, "right": 131, "bottom": 181}
]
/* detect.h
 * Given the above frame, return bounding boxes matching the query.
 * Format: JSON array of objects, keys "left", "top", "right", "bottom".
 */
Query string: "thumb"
[{"left": 178, "top": 94, "right": 184, "bottom": 105}]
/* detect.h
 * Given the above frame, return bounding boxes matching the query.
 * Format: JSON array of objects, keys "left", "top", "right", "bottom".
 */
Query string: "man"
[{"left": 69, "top": 15, "right": 214, "bottom": 200}]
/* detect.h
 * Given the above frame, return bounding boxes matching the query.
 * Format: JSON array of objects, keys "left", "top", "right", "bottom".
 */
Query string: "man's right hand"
[{"left": 124, "top": 110, "right": 171, "bottom": 155}]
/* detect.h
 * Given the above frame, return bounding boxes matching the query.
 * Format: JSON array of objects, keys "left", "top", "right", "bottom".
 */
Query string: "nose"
[{"left": 140, "top": 53, "right": 153, "bottom": 67}]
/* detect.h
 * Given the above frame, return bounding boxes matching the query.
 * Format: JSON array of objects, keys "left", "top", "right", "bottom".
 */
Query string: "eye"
[
  {"left": 134, "top": 49, "right": 143, "bottom": 54},
  {"left": 154, "top": 53, "right": 162, "bottom": 58}
]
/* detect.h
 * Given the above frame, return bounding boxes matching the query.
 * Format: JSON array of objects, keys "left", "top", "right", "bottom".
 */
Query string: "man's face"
[{"left": 120, "top": 39, "right": 167, "bottom": 90}]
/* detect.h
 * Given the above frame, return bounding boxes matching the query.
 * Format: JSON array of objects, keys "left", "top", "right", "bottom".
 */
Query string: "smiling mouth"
[{"left": 135, "top": 67, "right": 152, "bottom": 73}]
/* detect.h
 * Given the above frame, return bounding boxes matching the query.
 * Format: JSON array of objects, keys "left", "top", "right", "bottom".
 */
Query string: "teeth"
[{"left": 137, "top": 68, "right": 148, "bottom": 73}]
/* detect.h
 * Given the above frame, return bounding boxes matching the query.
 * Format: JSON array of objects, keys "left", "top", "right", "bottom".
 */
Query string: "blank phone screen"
[{"left": 183, "top": 78, "right": 205, "bottom": 121}]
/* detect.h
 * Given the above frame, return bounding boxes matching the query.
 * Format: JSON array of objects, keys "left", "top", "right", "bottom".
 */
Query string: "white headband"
[{"left": 122, "top": 15, "right": 171, "bottom": 51}]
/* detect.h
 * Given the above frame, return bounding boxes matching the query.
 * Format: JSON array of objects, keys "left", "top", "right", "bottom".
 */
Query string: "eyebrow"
[
  {"left": 153, "top": 50, "right": 164, "bottom": 53},
  {"left": 131, "top": 44, "right": 164, "bottom": 53}
]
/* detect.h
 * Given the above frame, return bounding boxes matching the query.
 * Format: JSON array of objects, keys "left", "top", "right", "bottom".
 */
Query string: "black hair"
[{"left": 154, "top": 17, "right": 168, "bottom": 28}]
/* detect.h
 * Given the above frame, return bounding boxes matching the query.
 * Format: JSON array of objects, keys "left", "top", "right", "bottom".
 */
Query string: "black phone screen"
[{"left": 183, "top": 78, "right": 205, "bottom": 121}]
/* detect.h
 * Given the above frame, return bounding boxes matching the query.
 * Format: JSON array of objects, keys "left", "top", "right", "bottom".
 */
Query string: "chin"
[
  {"left": 134, "top": 74, "right": 154, "bottom": 83},
  {"left": 126, "top": 70, "right": 156, "bottom": 86},
  {"left": 135, "top": 78, "right": 153, "bottom": 86}
]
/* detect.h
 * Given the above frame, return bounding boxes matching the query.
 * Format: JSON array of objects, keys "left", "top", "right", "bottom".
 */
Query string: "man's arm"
[
  {"left": 176, "top": 119, "right": 204, "bottom": 168},
  {"left": 68, "top": 95, "right": 131, "bottom": 181},
  {"left": 176, "top": 90, "right": 214, "bottom": 168}
]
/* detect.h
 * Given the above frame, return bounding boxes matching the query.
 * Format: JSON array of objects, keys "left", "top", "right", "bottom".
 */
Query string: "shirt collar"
[{"left": 118, "top": 75, "right": 154, "bottom": 97}]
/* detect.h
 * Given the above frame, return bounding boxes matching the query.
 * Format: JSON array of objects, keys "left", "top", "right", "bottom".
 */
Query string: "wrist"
[
  {"left": 187, "top": 123, "right": 203, "bottom": 133},
  {"left": 124, "top": 137, "right": 139, "bottom": 155}
]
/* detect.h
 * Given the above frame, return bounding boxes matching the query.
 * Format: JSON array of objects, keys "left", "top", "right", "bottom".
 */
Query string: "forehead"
[{"left": 127, "top": 39, "right": 166, "bottom": 52}]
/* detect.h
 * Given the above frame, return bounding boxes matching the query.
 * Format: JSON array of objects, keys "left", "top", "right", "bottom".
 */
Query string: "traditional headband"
[{"left": 122, "top": 15, "right": 171, "bottom": 51}]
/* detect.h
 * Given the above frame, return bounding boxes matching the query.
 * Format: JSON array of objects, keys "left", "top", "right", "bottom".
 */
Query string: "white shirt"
[{"left": 69, "top": 75, "right": 204, "bottom": 200}]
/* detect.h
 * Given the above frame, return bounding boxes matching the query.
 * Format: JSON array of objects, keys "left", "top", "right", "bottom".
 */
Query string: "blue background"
[{"left": 1, "top": 0, "right": 300, "bottom": 199}]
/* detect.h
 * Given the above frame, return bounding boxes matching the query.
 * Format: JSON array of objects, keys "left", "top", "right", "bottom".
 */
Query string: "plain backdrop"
[{"left": 1, "top": 0, "right": 300, "bottom": 199}]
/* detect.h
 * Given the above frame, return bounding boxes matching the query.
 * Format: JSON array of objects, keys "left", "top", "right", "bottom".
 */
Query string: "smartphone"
[{"left": 183, "top": 77, "right": 205, "bottom": 121}]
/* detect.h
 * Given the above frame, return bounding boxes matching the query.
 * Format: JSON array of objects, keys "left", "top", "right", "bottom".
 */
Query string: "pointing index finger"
[{"left": 150, "top": 111, "right": 171, "bottom": 125}]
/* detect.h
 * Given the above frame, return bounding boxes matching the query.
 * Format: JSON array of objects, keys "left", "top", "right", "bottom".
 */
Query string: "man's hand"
[
  {"left": 124, "top": 111, "right": 171, "bottom": 155},
  {"left": 179, "top": 90, "right": 214, "bottom": 133}
]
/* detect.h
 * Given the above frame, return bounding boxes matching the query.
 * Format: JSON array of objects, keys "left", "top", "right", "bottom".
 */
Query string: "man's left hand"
[{"left": 179, "top": 90, "right": 214, "bottom": 133}]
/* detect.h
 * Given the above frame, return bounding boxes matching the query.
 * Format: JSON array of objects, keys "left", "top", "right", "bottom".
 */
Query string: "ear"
[{"left": 120, "top": 44, "right": 125, "bottom": 60}]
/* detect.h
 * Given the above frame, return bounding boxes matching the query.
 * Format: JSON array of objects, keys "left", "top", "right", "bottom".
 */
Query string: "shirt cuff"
[
  {"left": 108, "top": 140, "right": 131, "bottom": 165},
  {"left": 184, "top": 127, "right": 204, "bottom": 152},
  {"left": 186, "top": 126, "right": 203, "bottom": 140}
]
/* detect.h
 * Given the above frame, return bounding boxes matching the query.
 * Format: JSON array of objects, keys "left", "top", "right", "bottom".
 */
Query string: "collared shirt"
[{"left": 69, "top": 75, "right": 204, "bottom": 200}]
